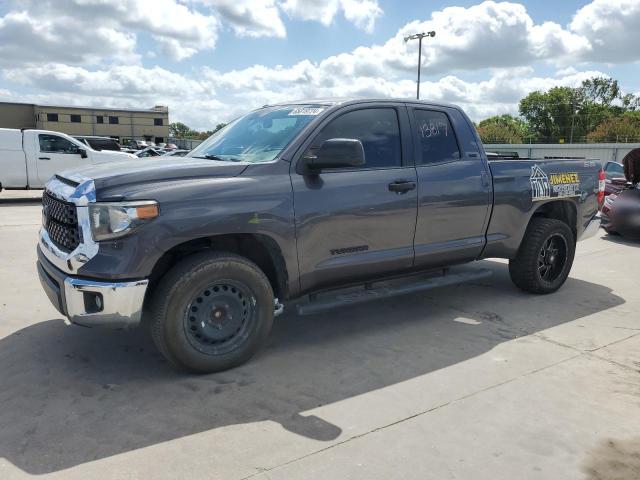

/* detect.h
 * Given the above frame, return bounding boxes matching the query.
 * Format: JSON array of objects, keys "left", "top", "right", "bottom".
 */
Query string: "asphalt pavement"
[{"left": 0, "top": 189, "right": 639, "bottom": 480}]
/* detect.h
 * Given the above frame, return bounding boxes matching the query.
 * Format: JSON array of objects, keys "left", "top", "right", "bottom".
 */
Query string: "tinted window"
[
  {"left": 97, "top": 116, "right": 104, "bottom": 124},
  {"left": 70, "top": 114, "right": 81, "bottom": 123},
  {"left": 308, "top": 108, "right": 401, "bottom": 169},
  {"left": 605, "top": 162, "right": 624, "bottom": 179},
  {"left": 39, "top": 134, "right": 79, "bottom": 154},
  {"left": 46, "top": 113, "right": 58, "bottom": 122},
  {"left": 109, "top": 116, "right": 119, "bottom": 124},
  {"left": 414, "top": 110, "right": 461, "bottom": 165},
  {"left": 154, "top": 118, "right": 163, "bottom": 126}
]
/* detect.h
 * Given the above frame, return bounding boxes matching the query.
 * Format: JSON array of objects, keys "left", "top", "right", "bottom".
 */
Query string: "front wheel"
[
  {"left": 509, "top": 217, "right": 575, "bottom": 294},
  {"left": 149, "top": 252, "right": 274, "bottom": 373}
]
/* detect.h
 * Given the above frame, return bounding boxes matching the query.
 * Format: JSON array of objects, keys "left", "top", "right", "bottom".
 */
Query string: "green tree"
[
  {"left": 519, "top": 87, "right": 582, "bottom": 142},
  {"left": 586, "top": 112, "right": 640, "bottom": 143},
  {"left": 169, "top": 122, "right": 198, "bottom": 138},
  {"left": 476, "top": 114, "right": 529, "bottom": 143},
  {"left": 518, "top": 77, "right": 640, "bottom": 143}
]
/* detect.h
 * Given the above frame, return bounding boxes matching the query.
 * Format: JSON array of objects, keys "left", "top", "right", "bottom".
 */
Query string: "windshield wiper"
[{"left": 194, "top": 154, "right": 242, "bottom": 162}]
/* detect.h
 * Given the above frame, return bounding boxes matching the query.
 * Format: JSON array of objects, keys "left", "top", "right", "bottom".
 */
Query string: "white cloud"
[
  {"left": 570, "top": 0, "right": 640, "bottom": 63},
  {"left": 0, "top": 0, "right": 638, "bottom": 129},
  {"left": 1, "top": 0, "right": 220, "bottom": 62},
  {"left": 196, "top": 0, "right": 286, "bottom": 37},
  {"left": 281, "top": 0, "right": 382, "bottom": 32},
  {"left": 0, "top": 10, "right": 139, "bottom": 65}
]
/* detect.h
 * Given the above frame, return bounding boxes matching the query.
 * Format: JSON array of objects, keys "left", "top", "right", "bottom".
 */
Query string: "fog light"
[{"left": 83, "top": 292, "right": 104, "bottom": 313}]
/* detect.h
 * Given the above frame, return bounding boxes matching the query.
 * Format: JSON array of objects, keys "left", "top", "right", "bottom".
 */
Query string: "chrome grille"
[{"left": 43, "top": 191, "right": 82, "bottom": 252}]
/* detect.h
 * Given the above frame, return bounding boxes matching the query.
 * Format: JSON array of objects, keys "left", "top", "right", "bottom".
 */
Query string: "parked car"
[
  {"left": 135, "top": 147, "right": 162, "bottom": 157},
  {"left": 0, "top": 128, "right": 135, "bottom": 190},
  {"left": 123, "top": 139, "right": 148, "bottom": 149},
  {"left": 164, "top": 143, "right": 178, "bottom": 150},
  {"left": 74, "top": 136, "right": 121, "bottom": 152},
  {"left": 37, "top": 98, "right": 603, "bottom": 373},
  {"left": 603, "top": 160, "right": 627, "bottom": 196},
  {"left": 161, "top": 149, "right": 189, "bottom": 157},
  {"left": 601, "top": 149, "right": 640, "bottom": 238}
]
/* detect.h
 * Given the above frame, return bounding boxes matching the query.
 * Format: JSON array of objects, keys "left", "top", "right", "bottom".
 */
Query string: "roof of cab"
[{"left": 264, "top": 97, "right": 462, "bottom": 110}]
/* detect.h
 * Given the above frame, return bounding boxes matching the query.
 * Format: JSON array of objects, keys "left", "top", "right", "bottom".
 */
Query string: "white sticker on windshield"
[{"left": 288, "top": 107, "right": 324, "bottom": 116}]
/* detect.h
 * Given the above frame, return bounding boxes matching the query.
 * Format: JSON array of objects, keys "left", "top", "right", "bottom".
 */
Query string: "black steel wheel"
[
  {"left": 149, "top": 252, "right": 274, "bottom": 373},
  {"left": 509, "top": 217, "right": 575, "bottom": 294},
  {"left": 183, "top": 280, "right": 255, "bottom": 356}
]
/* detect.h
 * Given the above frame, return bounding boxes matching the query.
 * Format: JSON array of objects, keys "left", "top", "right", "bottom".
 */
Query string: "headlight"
[{"left": 89, "top": 201, "right": 159, "bottom": 241}]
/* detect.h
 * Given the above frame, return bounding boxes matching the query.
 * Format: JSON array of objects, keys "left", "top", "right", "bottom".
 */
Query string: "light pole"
[{"left": 404, "top": 31, "right": 435, "bottom": 100}]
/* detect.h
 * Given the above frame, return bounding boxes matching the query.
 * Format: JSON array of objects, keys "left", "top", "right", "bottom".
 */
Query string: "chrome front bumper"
[
  {"left": 578, "top": 213, "right": 601, "bottom": 241},
  {"left": 38, "top": 248, "right": 148, "bottom": 328}
]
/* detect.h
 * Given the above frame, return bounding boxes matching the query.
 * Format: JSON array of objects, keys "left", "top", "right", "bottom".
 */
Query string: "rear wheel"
[
  {"left": 509, "top": 217, "right": 575, "bottom": 294},
  {"left": 149, "top": 252, "right": 274, "bottom": 373}
]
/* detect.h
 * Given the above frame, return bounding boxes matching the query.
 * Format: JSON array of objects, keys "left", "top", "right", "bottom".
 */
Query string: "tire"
[
  {"left": 509, "top": 217, "right": 575, "bottom": 294},
  {"left": 149, "top": 252, "right": 274, "bottom": 373}
]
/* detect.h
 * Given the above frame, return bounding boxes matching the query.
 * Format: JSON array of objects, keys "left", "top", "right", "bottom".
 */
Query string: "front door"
[
  {"left": 292, "top": 106, "right": 418, "bottom": 293},
  {"left": 36, "top": 133, "right": 87, "bottom": 185},
  {"left": 410, "top": 107, "right": 491, "bottom": 268}
]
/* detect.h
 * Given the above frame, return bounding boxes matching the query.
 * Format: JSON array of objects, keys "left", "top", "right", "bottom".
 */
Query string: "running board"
[{"left": 296, "top": 268, "right": 492, "bottom": 316}]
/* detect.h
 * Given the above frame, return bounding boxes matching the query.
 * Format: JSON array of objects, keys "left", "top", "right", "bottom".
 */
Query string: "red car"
[
  {"left": 601, "top": 149, "right": 640, "bottom": 239},
  {"left": 603, "top": 160, "right": 628, "bottom": 196}
]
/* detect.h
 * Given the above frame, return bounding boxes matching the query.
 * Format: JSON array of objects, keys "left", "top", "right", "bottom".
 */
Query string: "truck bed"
[{"left": 482, "top": 157, "right": 600, "bottom": 258}]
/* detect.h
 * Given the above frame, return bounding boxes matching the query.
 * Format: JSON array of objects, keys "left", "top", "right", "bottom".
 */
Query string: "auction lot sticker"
[
  {"left": 530, "top": 165, "right": 581, "bottom": 201},
  {"left": 289, "top": 107, "right": 325, "bottom": 116}
]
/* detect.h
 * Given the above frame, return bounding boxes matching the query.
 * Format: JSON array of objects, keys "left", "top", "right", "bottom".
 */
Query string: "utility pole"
[{"left": 404, "top": 31, "right": 435, "bottom": 100}]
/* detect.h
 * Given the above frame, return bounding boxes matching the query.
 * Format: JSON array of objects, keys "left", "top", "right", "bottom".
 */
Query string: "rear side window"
[
  {"left": 308, "top": 108, "right": 402, "bottom": 169},
  {"left": 414, "top": 110, "right": 461, "bottom": 165},
  {"left": 39, "top": 134, "right": 78, "bottom": 154}
]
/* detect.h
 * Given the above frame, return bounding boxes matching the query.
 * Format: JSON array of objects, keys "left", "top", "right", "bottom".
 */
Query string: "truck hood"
[{"left": 59, "top": 157, "right": 249, "bottom": 191}]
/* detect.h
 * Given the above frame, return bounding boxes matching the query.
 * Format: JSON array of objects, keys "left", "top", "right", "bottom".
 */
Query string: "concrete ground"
[{"left": 0, "top": 189, "right": 639, "bottom": 480}]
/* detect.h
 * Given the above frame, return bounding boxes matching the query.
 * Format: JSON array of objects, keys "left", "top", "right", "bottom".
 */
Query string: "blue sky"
[{"left": 0, "top": 0, "right": 638, "bottom": 128}]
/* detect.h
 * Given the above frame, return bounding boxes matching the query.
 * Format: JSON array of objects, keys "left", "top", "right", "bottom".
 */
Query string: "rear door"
[
  {"left": 409, "top": 106, "right": 491, "bottom": 268},
  {"left": 35, "top": 133, "right": 88, "bottom": 185},
  {"left": 291, "top": 104, "right": 418, "bottom": 292}
]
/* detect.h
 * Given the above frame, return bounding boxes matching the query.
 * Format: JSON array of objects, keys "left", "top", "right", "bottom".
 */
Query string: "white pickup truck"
[{"left": 0, "top": 128, "right": 135, "bottom": 190}]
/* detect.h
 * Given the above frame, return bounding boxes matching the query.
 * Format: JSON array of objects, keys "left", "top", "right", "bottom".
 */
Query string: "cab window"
[
  {"left": 413, "top": 110, "right": 461, "bottom": 165},
  {"left": 38, "top": 134, "right": 79, "bottom": 154},
  {"left": 306, "top": 108, "right": 402, "bottom": 169}
]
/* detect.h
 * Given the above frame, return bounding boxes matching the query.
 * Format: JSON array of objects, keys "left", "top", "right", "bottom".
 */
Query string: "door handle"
[
  {"left": 388, "top": 180, "right": 416, "bottom": 193},
  {"left": 480, "top": 170, "right": 489, "bottom": 188},
  {"left": 38, "top": 157, "right": 51, "bottom": 160}
]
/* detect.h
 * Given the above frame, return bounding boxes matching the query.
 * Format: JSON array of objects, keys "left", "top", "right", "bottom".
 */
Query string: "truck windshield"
[{"left": 189, "top": 105, "right": 325, "bottom": 163}]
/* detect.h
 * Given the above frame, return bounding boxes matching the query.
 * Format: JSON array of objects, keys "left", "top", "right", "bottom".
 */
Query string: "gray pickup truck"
[{"left": 37, "top": 99, "right": 603, "bottom": 372}]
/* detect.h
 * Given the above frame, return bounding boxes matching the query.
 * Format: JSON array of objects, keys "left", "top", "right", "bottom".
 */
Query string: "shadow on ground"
[
  {"left": 582, "top": 437, "right": 640, "bottom": 480},
  {"left": 0, "top": 261, "right": 625, "bottom": 474},
  {"left": 601, "top": 231, "right": 640, "bottom": 246}
]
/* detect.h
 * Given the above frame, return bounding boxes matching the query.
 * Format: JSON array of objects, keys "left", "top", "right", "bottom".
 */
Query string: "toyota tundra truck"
[{"left": 36, "top": 99, "right": 603, "bottom": 373}]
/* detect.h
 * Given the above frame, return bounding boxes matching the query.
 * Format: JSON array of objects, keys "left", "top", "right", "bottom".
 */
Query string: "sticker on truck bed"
[{"left": 530, "top": 165, "right": 581, "bottom": 201}]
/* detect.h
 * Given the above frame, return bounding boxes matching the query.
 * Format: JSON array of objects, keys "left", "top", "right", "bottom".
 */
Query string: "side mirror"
[
  {"left": 78, "top": 148, "right": 88, "bottom": 159},
  {"left": 304, "top": 138, "right": 365, "bottom": 172}
]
